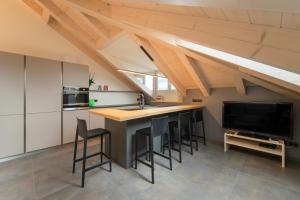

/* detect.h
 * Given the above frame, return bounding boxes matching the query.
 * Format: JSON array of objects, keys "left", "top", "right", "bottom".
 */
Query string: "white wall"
[
  {"left": 183, "top": 86, "right": 300, "bottom": 161},
  {"left": 0, "top": 0, "right": 131, "bottom": 92}
]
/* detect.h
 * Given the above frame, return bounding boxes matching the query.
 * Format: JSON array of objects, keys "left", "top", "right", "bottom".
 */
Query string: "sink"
[{"left": 117, "top": 106, "right": 157, "bottom": 111}]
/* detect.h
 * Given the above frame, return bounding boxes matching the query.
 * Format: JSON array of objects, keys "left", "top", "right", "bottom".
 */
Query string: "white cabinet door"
[
  {"left": 89, "top": 112, "right": 105, "bottom": 129},
  {"left": 0, "top": 115, "right": 24, "bottom": 158},
  {"left": 26, "top": 56, "right": 62, "bottom": 113},
  {"left": 63, "top": 62, "right": 89, "bottom": 87},
  {"left": 26, "top": 112, "right": 61, "bottom": 152},
  {"left": 63, "top": 110, "right": 89, "bottom": 144},
  {"left": 0, "top": 52, "right": 24, "bottom": 115}
]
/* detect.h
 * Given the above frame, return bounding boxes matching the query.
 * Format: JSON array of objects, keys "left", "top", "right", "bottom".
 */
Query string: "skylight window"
[{"left": 177, "top": 40, "right": 300, "bottom": 87}]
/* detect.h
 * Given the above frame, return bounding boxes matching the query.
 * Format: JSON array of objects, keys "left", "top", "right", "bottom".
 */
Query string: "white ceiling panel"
[
  {"left": 248, "top": 10, "right": 282, "bottom": 27},
  {"left": 100, "top": 33, "right": 157, "bottom": 72},
  {"left": 282, "top": 13, "right": 300, "bottom": 30}
]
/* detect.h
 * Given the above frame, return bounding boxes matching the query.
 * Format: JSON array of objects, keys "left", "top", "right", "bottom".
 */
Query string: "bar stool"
[
  {"left": 72, "top": 118, "right": 112, "bottom": 188},
  {"left": 169, "top": 112, "right": 196, "bottom": 163},
  {"left": 191, "top": 109, "right": 206, "bottom": 146},
  {"left": 134, "top": 116, "right": 172, "bottom": 184}
]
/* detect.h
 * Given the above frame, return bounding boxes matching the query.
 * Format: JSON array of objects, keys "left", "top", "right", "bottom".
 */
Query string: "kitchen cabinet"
[
  {"left": 0, "top": 115, "right": 24, "bottom": 158},
  {"left": 0, "top": 52, "right": 24, "bottom": 115},
  {"left": 0, "top": 52, "right": 24, "bottom": 158},
  {"left": 25, "top": 56, "right": 62, "bottom": 152},
  {"left": 26, "top": 112, "right": 61, "bottom": 152},
  {"left": 63, "top": 62, "right": 89, "bottom": 87},
  {"left": 63, "top": 109, "right": 89, "bottom": 144},
  {"left": 26, "top": 56, "right": 62, "bottom": 113},
  {"left": 89, "top": 112, "right": 105, "bottom": 129}
]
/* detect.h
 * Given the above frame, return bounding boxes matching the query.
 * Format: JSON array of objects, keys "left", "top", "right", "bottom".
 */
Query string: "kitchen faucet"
[{"left": 137, "top": 93, "right": 145, "bottom": 109}]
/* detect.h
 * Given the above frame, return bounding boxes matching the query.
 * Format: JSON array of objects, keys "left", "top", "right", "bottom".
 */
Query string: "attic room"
[{"left": 0, "top": 0, "right": 300, "bottom": 199}]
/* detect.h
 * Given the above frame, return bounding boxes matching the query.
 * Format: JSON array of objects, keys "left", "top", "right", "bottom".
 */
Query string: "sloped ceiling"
[
  {"left": 100, "top": 33, "right": 157, "bottom": 73},
  {"left": 22, "top": 0, "right": 300, "bottom": 99}
]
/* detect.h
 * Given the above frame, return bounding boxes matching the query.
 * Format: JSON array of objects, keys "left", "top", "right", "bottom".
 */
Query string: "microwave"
[{"left": 63, "top": 86, "right": 89, "bottom": 110}]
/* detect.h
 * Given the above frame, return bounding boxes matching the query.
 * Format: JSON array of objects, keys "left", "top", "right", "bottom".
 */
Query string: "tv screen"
[{"left": 222, "top": 102, "right": 293, "bottom": 139}]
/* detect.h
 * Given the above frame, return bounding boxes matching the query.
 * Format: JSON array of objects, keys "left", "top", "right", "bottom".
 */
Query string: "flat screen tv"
[{"left": 222, "top": 102, "right": 293, "bottom": 139}]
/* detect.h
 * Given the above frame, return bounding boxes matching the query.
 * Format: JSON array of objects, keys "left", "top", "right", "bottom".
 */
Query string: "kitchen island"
[{"left": 89, "top": 104, "right": 202, "bottom": 168}]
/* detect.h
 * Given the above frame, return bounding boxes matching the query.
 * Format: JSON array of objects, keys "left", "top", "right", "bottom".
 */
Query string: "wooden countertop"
[{"left": 89, "top": 104, "right": 202, "bottom": 122}]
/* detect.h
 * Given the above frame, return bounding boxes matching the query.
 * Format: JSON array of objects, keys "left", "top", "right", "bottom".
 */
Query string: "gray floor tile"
[{"left": 0, "top": 141, "right": 300, "bottom": 200}]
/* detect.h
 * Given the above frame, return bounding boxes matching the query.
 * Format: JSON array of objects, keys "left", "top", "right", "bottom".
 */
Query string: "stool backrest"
[
  {"left": 77, "top": 118, "right": 88, "bottom": 138},
  {"left": 193, "top": 109, "right": 204, "bottom": 122},
  {"left": 178, "top": 112, "right": 192, "bottom": 137},
  {"left": 179, "top": 112, "right": 191, "bottom": 129},
  {"left": 151, "top": 116, "right": 169, "bottom": 138}
]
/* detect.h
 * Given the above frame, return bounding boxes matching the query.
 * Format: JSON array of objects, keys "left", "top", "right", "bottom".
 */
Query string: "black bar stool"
[
  {"left": 134, "top": 116, "right": 172, "bottom": 184},
  {"left": 72, "top": 118, "right": 112, "bottom": 188},
  {"left": 169, "top": 111, "right": 196, "bottom": 163},
  {"left": 191, "top": 109, "right": 206, "bottom": 146}
]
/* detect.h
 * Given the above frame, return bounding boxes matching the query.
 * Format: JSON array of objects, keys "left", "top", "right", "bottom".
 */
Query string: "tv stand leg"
[
  {"left": 224, "top": 143, "right": 229, "bottom": 152},
  {"left": 282, "top": 148, "right": 285, "bottom": 168}
]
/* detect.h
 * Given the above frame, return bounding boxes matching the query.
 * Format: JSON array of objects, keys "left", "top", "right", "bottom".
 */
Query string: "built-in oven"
[{"left": 63, "top": 86, "right": 89, "bottom": 110}]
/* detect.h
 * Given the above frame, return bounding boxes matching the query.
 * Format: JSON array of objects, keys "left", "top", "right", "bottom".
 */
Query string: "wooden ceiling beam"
[
  {"left": 176, "top": 53, "right": 210, "bottom": 96},
  {"left": 83, "top": 14, "right": 122, "bottom": 39},
  {"left": 64, "top": 0, "right": 300, "bottom": 95},
  {"left": 23, "top": 0, "right": 139, "bottom": 91},
  {"left": 131, "top": 35, "right": 186, "bottom": 96},
  {"left": 52, "top": 0, "right": 109, "bottom": 43},
  {"left": 41, "top": 9, "right": 50, "bottom": 23},
  {"left": 124, "top": 73, "right": 154, "bottom": 98},
  {"left": 235, "top": 77, "right": 247, "bottom": 95},
  {"left": 240, "top": 73, "right": 300, "bottom": 100},
  {"left": 48, "top": 18, "right": 139, "bottom": 90},
  {"left": 36, "top": 0, "right": 97, "bottom": 48}
]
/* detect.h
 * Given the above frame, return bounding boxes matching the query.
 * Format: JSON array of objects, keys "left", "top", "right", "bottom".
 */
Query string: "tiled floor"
[{"left": 0, "top": 141, "right": 300, "bottom": 200}]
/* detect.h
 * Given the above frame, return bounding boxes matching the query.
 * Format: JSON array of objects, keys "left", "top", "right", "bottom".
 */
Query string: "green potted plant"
[{"left": 89, "top": 74, "right": 95, "bottom": 88}]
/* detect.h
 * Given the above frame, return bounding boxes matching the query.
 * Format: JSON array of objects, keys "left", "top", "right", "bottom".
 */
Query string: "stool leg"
[
  {"left": 194, "top": 122, "right": 199, "bottom": 151},
  {"left": 135, "top": 134, "right": 138, "bottom": 169},
  {"left": 178, "top": 128, "right": 182, "bottom": 163},
  {"left": 109, "top": 133, "right": 112, "bottom": 172},
  {"left": 147, "top": 136, "right": 151, "bottom": 162},
  {"left": 150, "top": 135, "right": 154, "bottom": 184},
  {"left": 81, "top": 139, "right": 87, "bottom": 188},
  {"left": 189, "top": 122, "right": 193, "bottom": 155},
  {"left": 161, "top": 135, "right": 164, "bottom": 154},
  {"left": 72, "top": 127, "right": 79, "bottom": 173},
  {"left": 100, "top": 135, "right": 103, "bottom": 164},
  {"left": 202, "top": 121, "right": 206, "bottom": 145},
  {"left": 167, "top": 132, "right": 172, "bottom": 170}
]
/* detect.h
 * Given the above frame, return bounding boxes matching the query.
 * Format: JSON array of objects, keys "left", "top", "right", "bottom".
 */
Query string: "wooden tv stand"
[{"left": 224, "top": 130, "right": 285, "bottom": 168}]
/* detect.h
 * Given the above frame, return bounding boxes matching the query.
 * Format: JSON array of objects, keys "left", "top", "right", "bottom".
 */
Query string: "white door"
[
  {"left": 0, "top": 115, "right": 24, "bottom": 158},
  {"left": 26, "top": 56, "right": 62, "bottom": 113},
  {"left": 26, "top": 112, "right": 61, "bottom": 152}
]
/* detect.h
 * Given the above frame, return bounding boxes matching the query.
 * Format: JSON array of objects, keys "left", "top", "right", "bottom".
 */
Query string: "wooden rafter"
[
  {"left": 240, "top": 73, "right": 300, "bottom": 100},
  {"left": 36, "top": 0, "right": 97, "bottom": 48},
  {"left": 24, "top": 0, "right": 300, "bottom": 100},
  {"left": 41, "top": 9, "right": 50, "bottom": 23},
  {"left": 176, "top": 53, "right": 210, "bottom": 96},
  {"left": 132, "top": 35, "right": 186, "bottom": 96},
  {"left": 83, "top": 14, "right": 122, "bottom": 39},
  {"left": 235, "top": 77, "right": 247, "bottom": 95},
  {"left": 52, "top": 0, "right": 109, "bottom": 44},
  {"left": 23, "top": 0, "right": 139, "bottom": 91},
  {"left": 64, "top": 0, "right": 300, "bottom": 97},
  {"left": 124, "top": 73, "right": 154, "bottom": 98}
]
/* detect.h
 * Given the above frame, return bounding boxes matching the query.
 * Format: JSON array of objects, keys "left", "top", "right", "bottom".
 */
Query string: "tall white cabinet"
[
  {"left": 62, "top": 62, "right": 89, "bottom": 144},
  {"left": 0, "top": 52, "right": 24, "bottom": 158},
  {"left": 63, "top": 62, "right": 89, "bottom": 88},
  {"left": 26, "top": 56, "right": 62, "bottom": 152}
]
